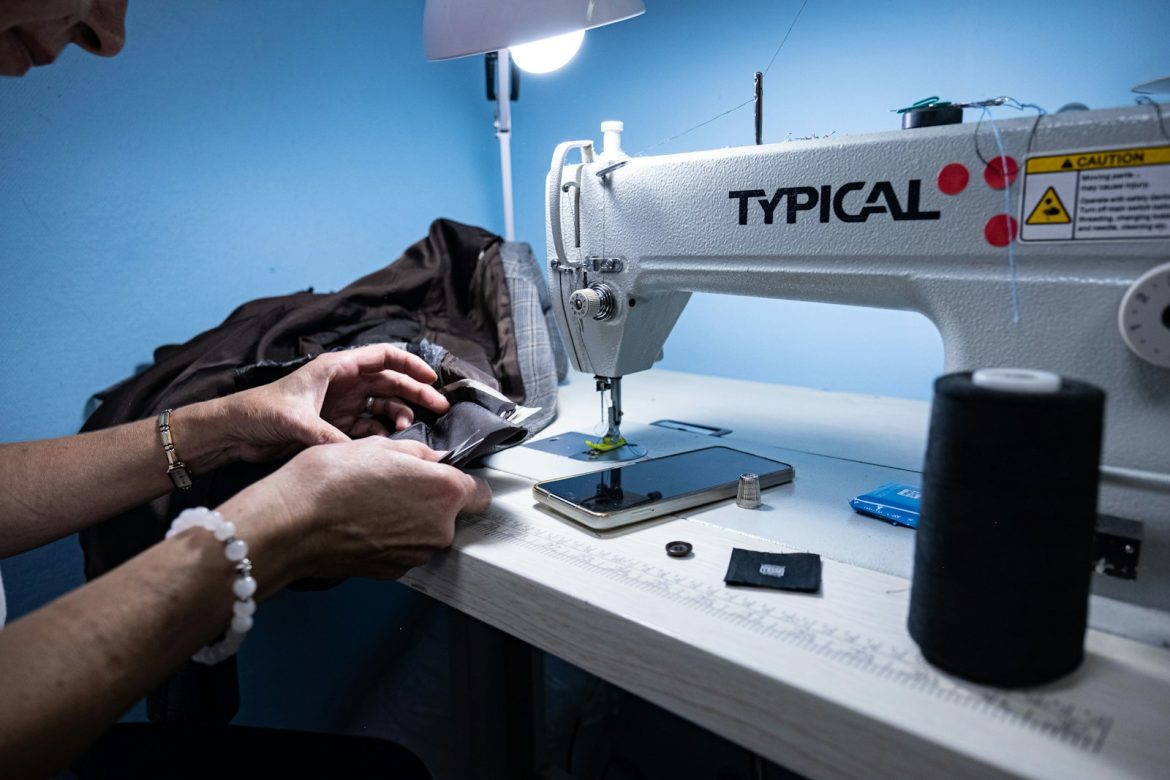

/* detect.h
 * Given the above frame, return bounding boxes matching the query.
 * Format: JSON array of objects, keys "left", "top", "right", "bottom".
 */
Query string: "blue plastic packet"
[{"left": 849, "top": 482, "right": 921, "bottom": 529}]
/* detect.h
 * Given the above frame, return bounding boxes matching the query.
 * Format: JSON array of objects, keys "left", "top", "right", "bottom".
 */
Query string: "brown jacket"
[{"left": 79, "top": 219, "right": 538, "bottom": 722}]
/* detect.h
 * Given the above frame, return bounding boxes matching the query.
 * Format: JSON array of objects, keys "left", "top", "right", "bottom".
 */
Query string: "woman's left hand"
[{"left": 218, "top": 343, "right": 449, "bottom": 463}]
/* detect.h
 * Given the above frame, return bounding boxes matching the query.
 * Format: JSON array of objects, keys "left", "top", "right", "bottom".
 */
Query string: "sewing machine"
[{"left": 542, "top": 103, "right": 1170, "bottom": 642}]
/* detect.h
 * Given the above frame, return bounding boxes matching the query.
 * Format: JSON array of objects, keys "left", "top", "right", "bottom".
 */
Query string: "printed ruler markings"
[{"left": 462, "top": 510, "right": 1114, "bottom": 753}]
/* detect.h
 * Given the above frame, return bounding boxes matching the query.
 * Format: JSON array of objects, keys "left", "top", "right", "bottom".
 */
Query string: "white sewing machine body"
[{"left": 544, "top": 104, "right": 1170, "bottom": 637}]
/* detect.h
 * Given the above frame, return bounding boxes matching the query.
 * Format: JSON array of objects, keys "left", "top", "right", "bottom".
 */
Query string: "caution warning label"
[
  {"left": 1025, "top": 187, "right": 1071, "bottom": 225},
  {"left": 1026, "top": 146, "right": 1170, "bottom": 174},
  {"left": 1020, "top": 144, "right": 1170, "bottom": 241}
]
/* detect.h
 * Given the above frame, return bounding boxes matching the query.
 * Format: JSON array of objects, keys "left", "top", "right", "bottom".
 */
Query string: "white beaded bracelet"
[{"left": 166, "top": 507, "right": 258, "bottom": 665}]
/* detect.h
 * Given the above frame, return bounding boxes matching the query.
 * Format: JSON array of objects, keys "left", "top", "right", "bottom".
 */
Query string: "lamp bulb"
[{"left": 509, "top": 29, "right": 585, "bottom": 74}]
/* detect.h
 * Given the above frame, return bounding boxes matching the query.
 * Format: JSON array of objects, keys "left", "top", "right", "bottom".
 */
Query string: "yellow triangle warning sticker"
[{"left": 1026, "top": 187, "right": 1071, "bottom": 225}]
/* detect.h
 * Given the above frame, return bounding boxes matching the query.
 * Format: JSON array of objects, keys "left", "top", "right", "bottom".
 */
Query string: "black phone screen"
[{"left": 539, "top": 446, "right": 793, "bottom": 513}]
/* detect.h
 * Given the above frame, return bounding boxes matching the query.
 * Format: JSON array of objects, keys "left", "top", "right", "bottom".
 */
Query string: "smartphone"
[{"left": 532, "top": 446, "right": 795, "bottom": 530}]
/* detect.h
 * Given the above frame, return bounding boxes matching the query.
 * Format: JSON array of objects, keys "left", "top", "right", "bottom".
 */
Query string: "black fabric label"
[{"left": 724, "top": 549, "right": 822, "bottom": 592}]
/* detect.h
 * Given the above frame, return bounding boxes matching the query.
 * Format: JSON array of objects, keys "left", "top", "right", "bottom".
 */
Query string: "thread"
[
  {"left": 633, "top": 100, "right": 754, "bottom": 156},
  {"left": 908, "top": 370, "right": 1105, "bottom": 687},
  {"left": 633, "top": 0, "right": 811, "bottom": 156},
  {"left": 1135, "top": 96, "right": 1170, "bottom": 142},
  {"left": 761, "top": 0, "right": 810, "bottom": 77},
  {"left": 971, "top": 96, "right": 1047, "bottom": 165},
  {"left": 983, "top": 110, "right": 1022, "bottom": 323}
]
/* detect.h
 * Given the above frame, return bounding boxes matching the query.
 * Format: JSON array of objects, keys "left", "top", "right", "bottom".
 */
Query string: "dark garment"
[
  {"left": 392, "top": 380, "right": 529, "bottom": 468},
  {"left": 81, "top": 219, "right": 521, "bottom": 435},
  {"left": 81, "top": 215, "right": 519, "bottom": 595},
  {"left": 69, "top": 723, "right": 429, "bottom": 779},
  {"left": 77, "top": 219, "right": 561, "bottom": 724}
]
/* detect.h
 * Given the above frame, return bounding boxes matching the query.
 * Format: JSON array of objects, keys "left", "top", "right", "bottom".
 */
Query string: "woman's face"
[{"left": 0, "top": 0, "right": 127, "bottom": 76}]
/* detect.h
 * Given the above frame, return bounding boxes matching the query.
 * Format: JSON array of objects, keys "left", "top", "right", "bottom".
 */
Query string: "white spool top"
[
  {"left": 971, "top": 368, "right": 1062, "bottom": 394},
  {"left": 600, "top": 120, "right": 625, "bottom": 160}
]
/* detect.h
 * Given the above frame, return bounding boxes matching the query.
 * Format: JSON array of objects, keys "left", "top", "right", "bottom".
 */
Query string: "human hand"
[
  {"left": 228, "top": 437, "right": 491, "bottom": 585},
  {"left": 215, "top": 344, "right": 449, "bottom": 464}
]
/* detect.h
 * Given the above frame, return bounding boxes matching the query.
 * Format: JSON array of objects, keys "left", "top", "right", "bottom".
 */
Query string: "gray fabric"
[
  {"left": 406, "top": 339, "right": 449, "bottom": 377},
  {"left": 499, "top": 241, "right": 569, "bottom": 435}
]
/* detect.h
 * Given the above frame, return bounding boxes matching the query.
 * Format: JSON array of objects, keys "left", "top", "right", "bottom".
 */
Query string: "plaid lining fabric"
[{"left": 500, "top": 241, "right": 568, "bottom": 434}]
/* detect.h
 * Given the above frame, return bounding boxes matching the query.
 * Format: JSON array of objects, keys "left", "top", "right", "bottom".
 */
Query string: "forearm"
[
  {"left": 0, "top": 342, "right": 452, "bottom": 558},
  {"left": 0, "top": 486, "right": 300, "bottom": 780},
  {"left": 0, "top": 397, "right": 242, "bottom": 557}
]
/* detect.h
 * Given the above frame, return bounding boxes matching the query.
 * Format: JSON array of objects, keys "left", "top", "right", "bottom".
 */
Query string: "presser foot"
[
  {"left": 581, "top": 376, "right": 644, "bottom": 460},
  {"left": 584, "top": 429, "right": 648, "bottom": 462},
  {"left": 523, "top": 431, "right": 648, "bottom": 462},
  {"left": 585, "top": 432, "right": 627, "bottom": 452},
  {"left": 577, "top": 439, "right": 647, "bottom": 462}
]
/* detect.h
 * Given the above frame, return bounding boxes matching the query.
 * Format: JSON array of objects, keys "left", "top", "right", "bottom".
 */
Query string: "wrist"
[
  {"left": 164, "top": 397, "right": 241, "bottom": 475},
  {"left": 167, "top": 507, "right": 259, "bottom": 664},
  {"left": 213, "top": 471, "right": 310, "bottom": 595}
]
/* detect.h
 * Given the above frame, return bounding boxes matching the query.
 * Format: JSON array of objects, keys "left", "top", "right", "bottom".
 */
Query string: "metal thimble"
[{"left": 736, "top": 473, "right": 762, "bottom": 509}]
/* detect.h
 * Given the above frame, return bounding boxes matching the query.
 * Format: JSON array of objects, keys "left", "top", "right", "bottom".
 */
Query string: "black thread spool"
[{"left": 908, "top": 369, "right": 1105, "bottom": 687}]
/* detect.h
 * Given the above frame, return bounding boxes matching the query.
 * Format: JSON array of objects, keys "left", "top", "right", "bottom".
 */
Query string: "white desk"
[{"left": 401, "top": 370, "right": 1170, "bottom": 779}]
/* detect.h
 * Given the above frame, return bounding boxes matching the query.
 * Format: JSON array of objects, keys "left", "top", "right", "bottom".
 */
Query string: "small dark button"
[{"left": 666, "top": 541, "right": 693, "bottom": 558}]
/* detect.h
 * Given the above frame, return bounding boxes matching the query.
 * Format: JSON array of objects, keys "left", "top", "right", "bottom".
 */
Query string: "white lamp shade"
[{"left": 424, "top": 0, "right": 645, "bottom": 61}]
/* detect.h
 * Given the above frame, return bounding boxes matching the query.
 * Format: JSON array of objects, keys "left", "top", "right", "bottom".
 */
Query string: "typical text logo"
[{"left": 729, "top": 180, "right": 940, "bottom": 225}]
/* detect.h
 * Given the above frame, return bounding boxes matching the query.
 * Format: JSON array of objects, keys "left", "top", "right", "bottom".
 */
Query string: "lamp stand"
[{"left": 495, "top": 49, "right": 515, "bottom": 241}]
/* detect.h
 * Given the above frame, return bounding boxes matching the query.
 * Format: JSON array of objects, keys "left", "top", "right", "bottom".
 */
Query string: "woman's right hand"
[{"left": 220, "top": 437, "right": 491, "bottom": 590}]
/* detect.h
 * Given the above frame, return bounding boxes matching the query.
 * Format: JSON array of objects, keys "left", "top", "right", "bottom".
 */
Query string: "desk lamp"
[{"left": 424, "top": 0, "right": 645, "bottom": 240}]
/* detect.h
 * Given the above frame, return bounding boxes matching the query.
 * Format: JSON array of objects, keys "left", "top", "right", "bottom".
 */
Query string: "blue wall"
[{"left": 1, "top": 0, "right": 1167, "bottom": 736}]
